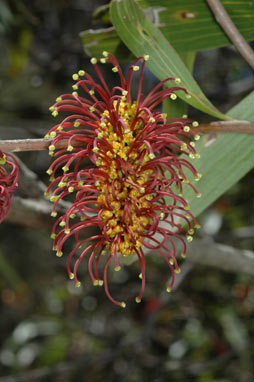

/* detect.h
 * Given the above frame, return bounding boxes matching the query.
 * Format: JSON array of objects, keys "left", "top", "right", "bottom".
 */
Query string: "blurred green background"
[{"left": 0, "top": 1, "right": 253, "bottom": 381}]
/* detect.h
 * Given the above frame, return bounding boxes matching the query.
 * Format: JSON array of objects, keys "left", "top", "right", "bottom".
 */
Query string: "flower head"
[
  {"left": 0, "top": 151, "right": 19, "bottom": 223},
  {"left": 46, "top": 53, "right": 201, "bottom": 307}
]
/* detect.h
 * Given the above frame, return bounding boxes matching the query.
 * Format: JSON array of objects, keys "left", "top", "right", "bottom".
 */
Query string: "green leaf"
[
  {"left": 80, "top": 0, "right": 254, "bottom": 57},
  {"left": 110, "top": 0, "right": 230, "bottom": 120},
  {"left": 180, "top": 91, "right": 254, "bottom": 218},
  {"left": 163, "top": 51, "right": 196, "bottom": 118}
]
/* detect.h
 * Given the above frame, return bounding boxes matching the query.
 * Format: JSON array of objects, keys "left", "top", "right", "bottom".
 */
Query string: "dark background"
[{"left": 0, "top": 1, "right": 253, "bottom": 381}]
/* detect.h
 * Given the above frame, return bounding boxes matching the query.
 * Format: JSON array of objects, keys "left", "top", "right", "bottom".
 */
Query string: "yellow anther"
[
  {"left": 166, "top": 287, "right": 172, "bottom": 293},
  {"left": 58, "top": 182, "right": 66, "bottom": 187},
  {"left": 196, "top": 192, "right": 201, "bottom": 198},
  {"left": 78, "top": 70, "right": 85, "bottom": 76},
  {"left": 72, "top": 91, "right": 78, "bottom": 97},
  {"left": 68, "top": 186, "right": 74, "bottom": 193},
  {"left": 70, "top": 213, "right": 76, "bottom": 219},
  {"left": 74, "top": 121, "right": 80, "bottom": 127},
  {"left": 56, "top": 97, "right": 62, "bottom": 102},
  {"left": 121, "top": 302, "right": 126, "bottom": 308},
  {"left": 175, "top": 268, "right": 181, "bottom": 274},
  {"left": 133, "top": 65, "right": 139, "bottom": 71},
  {"left": 46, "top": 169, "right": 53, "bottom": 175},
  {"left": 75, "top": 281, "right": 81, "bottom": 288},
  {"left": 59, "top": 221, "right": 66, "bottom": 227},
  {"left": 64, "top": 228, "right": 70, "bottom": 234},
  {"left": 72, "top": 73, "right": 79, "bottom": 80},
  {"left": 50, "top": 196, "right": 57, "bottom": 202},
  {"left": 69, "top": 272, "right": 74, "bottom": 280},
  {"left": 89, "top": 90, "right": 95, "bottom": 95},
  {"left": 56, "top": 251, "right": 63, "bottom": 257},
  {"left": 161, "top": 113, "right": 167, "bottom": 118},
  {"left": 144, "top": 54, "right": 149, "bottom": 61},
  {"left": 50, "top": 233, "right": 56, "bottom": 239},
  {"left": 67, "top": 146, "right": 73, "bottom": 152},
  {"left": 184, "top": 125, "right": 190, "bottom": 132},
  {"left": 170, "top": 93, "right": 177, "bottom": 100},
  {"left": 72, "top": 85, "right": 78, "bottom": 90},
  {"left": 181, "top": 253, "right": 187, "bottom": 259},
  {"left": 187, "top": 235, "right": 193, "bottom": 242},
  {"left": 192, "top": 121, "right": 199, "bottom": 127},
  {"left": 114, "top": 266, "right": 121, "bottom": 272},
  {"left": 51, "top": 211, "right": 57, "bottom": 217},
  {"left": 93, "top": 280, "right": 99, "bottom": 286},
  {"left": 90, "top": 57, "right": 97, "bottom": 64},
  {"left": 175, "top": 77, "right": 181, "bottom": 84},
  {"left": 62, "top": 166, "right": 69, "bottom": 172},
  {"left": 112, "top": 67, "right": 118, "bottom": 72},
  {"left": 135, "top": 297, "right": 141, "bottom": 303},
  {"left": 194, "top": 134, "right": 200, "bottom": 140},
  {"left": 52, "top": 110, "right": 58, "bottom": 117},
  {"left": 102, "top": 51, "right": 108, "bottom": 57},
  {"left": 57, "top": 126, "right": 63, "bottom": 131},
  {"left": 100, "top": 58, "right": 106, "bottom": 64}
]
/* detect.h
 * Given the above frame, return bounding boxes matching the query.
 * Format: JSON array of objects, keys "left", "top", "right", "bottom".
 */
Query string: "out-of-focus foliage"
[{"left": 0, "top": 1, "right": 253, "bottom": 381}]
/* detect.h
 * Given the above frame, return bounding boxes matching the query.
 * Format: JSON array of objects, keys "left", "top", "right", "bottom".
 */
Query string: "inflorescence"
[
  {"left": 0, "top": 151, "right": 19, "bottom": 223},
  {"left": 45, "top": 52, "right": 201, "bottom": 307}
]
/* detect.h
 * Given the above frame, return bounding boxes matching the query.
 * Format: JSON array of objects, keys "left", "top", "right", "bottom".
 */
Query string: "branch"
[
  {"left": 6, "top": 195, "right": 254, "bottom": 276},
  {"left": 184, "top": 238, "right": 254, "bottom": 276},
  {"left": 0, "top": 121, "right": 254, "bottom": 152},
  {"left": 0, "top": 138, "right": 83, "bottom": 152},
  {"left": 123, "top": 235, "right": 254, "bottom": 276},
  {"left": 196, "top": 120, "right": 254, "bottom": 134},
  {"left": 206, "top": 0, "right": 254, "bottom": 69}
]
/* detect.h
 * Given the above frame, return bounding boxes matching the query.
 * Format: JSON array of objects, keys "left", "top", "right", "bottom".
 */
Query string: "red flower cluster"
[
  {"left": 0, "top": 151, "right": 19, "bottom": 223},
  {"left": 45, "top": 52, "right": 201, "bottom": 307}
]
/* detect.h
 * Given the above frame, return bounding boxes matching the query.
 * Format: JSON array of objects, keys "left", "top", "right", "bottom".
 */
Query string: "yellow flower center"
[{"left": 96, "top": 100, "right": 152, "bottom": 256}]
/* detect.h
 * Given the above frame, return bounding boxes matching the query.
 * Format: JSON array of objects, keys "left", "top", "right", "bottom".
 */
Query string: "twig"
[
  {"left": 0, "top": 120, "right": 253, "bottom": 153},
  {"left": 196, "top": 120, "right": 254, "bottom": 134},
  {"left": 183, "top": 238, "right": 254, "bottom": 276},
  {"left": 0, "top": 138, "right": 83, "bottom": 152},
  {"left": 206, "top": 0, "right": 254, "bottom": 69}
]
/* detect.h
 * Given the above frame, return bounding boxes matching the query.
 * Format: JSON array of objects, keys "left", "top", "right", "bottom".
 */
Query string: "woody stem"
[{"left": 0, "top": 121, "right": 253, "bottom": 152}]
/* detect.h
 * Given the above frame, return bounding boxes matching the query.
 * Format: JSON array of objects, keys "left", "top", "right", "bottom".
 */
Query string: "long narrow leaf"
[{"left": 110, "top": 0, "right": 231, "bottom": 120}]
